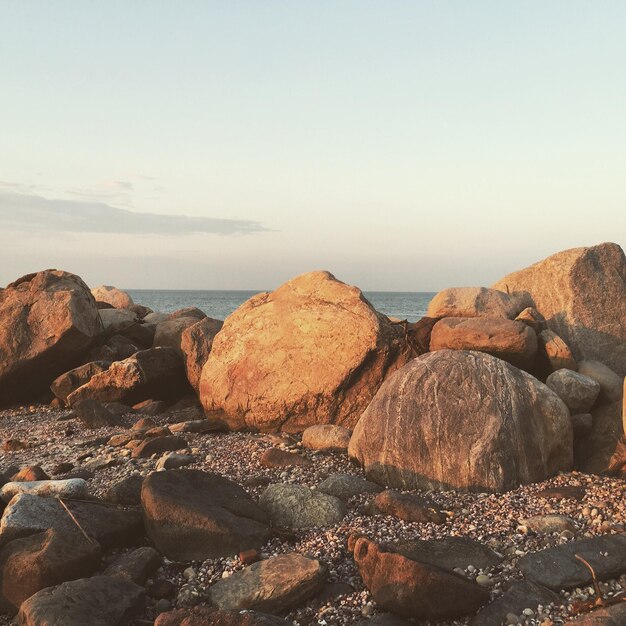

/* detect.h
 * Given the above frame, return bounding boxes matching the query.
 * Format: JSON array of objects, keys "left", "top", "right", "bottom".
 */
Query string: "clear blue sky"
[{"left": 1, "top": 1, "right": 625, "bottom": 290}]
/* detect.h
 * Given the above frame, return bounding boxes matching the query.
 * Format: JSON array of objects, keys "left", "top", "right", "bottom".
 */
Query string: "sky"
[{"left": 1, "top": 1, "right": 625, "bottom": 291}]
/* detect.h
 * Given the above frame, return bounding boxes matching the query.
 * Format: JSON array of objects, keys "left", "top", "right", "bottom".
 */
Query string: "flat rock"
[
  {"left": 103, "top": 546, "right": 161, "bottom": 585},
  {"left": 1, "top": 478, "right": 89, "bottom": 503},
  {"left": 50, "top": 361, "right": 111, "bottom": 404},
  {"left": 131, "top": 435, "right": 188, "bottom": 459},
  {"left": 520, "top": 514, "right": 576, "bottom": 534},
  {"left": 317, "top": 473, "right": 382, "bottom": 501},
  {"left": 426, "top": 287, "right": 523, "bottom": 319},
  {"left": 259, "top": 483, "right": 346, "bottom": 528},
  {"left": 302, "top": 425, "right": 352, "bottom": 451},
  {"left": 103, "top": 473, "right": 143, "bottom": 505},
  {"left": 349, "top": 350, "right": 573, "bottom": 492},
  {"left": 200, "top": 271, "right": 414, "bottom": 432},
  {"left": 155, "top": 607, "right": 289, "bottom": 626},
  {"left": 546, "top": 369, "right": 601, "bottom": 412},
  {"left": 141, "top": 469, "right": 269, "bottom": 561},
  {"left": 366, "top": 490, "right": 446, "bottom": 523},
  {"left": 430, "top": 316, "right": 538, "bottom": 370},
  {"left": 0, "top": 493, "right": 142, "bottom": 549},
  {"left": 259, "top": 448, "right": 312, "bottom": 468},
  {"left": 518, "top": 534, "right": 626, "bottom": 590},
  {"left": 156, "top": 452, "right": 195, "bottom": 470},
  {"left": 17, "top": 575, "right": 144, "bottom": 626},
  {"left": 469, "top": 581, "right": 560, "bottom": 626},
  {"left": 208, "top": 553, "right": 327, "bottom": 613},
  {"left": 352, "top": 536, "right": 489, "bottom": 620}
]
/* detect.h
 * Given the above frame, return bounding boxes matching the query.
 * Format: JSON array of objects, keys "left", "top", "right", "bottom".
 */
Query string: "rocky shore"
[{"left": 1, "top": 242, "right": 625, "bottom": 626}]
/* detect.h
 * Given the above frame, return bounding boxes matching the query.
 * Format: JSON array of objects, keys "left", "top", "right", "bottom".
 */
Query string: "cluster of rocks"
[{"left": 0, "top": 242, "right": 625, "bottom": 625}]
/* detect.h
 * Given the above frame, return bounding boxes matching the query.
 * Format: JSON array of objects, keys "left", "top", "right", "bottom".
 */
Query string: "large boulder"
[
  {"left": 199, "top": 271, "right": 414, "bottom": 432},
  {"left": 426, "top": 287, "right": 525, "bottom": 319},
  {"left": 180, "top": 317, "right": 223, "bottom": 393},
  {"left": 141, "top": 470, "right": 270, "bottom": 561},
  {"left": 429, "top": 316, "right": 537, "bottom": 370},
  {"left": 50, "top": 361, "right": 111, "bottom": 404},
  {"left": 493, "top": 243, "right": 626, "bottom": 376},
  {"left": 66, "top": 347, "right": 190, "bottom": 406},
  {"left": 0, "top": 270, "right": 102, "bottom": 406},
  {"left": 349, "top": 350, "right": 573, "bottom": 492},
  {"left": 91, "top": 285, "right": 135, "bottom": 309},
  {"left": 545, "top": 369, "right": 600, "bottom": 412}
]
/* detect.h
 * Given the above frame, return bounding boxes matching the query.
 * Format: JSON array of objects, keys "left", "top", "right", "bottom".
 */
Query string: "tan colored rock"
[
  {"left": 538, "top": 330, "right": 578, "bottom": 373},
  {"left": 0, "top": 270, "right": 102, "bottom": 407},
  {"left": 578, "top": 360, "right": 624, "bottom": 403},
  {"left": 515, "top": 307, "right": 547, "bottom": 332},
  {"left": 493, "top": 243, "right": 626, "bottom": 376},
  {"left": 153, "top": 317, "right": 202, "bottom": 355},
  {"left": 426, "top": 287, "right": 524, "bottom": 319},
  {"left": 349, "top": 350, "right": 573, "bottom": 492},
  {"left": 301, "top": 425, "right": 352, "bottom": 451},
  {"left": 91, "top": 285, "right": 135, "bottom": 309},
  {"left": 429, "top": 316, "right": 537, "bottom": 370},
  {"left": 180, "top": 317, "right": 223, "bottom": 393},
  {"left": 199, "top": 271, "right": 413, "bottom": 432},
  {"left": 50, "top": 361, "right": 112, "bottom": 404}
]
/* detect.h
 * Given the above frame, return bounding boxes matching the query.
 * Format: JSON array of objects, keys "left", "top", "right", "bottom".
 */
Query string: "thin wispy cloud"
[{"left": 0, "top": 191, "right": 268, "bottom": 236}]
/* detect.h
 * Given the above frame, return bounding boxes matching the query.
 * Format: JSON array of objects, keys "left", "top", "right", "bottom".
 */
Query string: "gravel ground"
[{"left": 1, "top": 404, "right": 625, "bottom": 626}]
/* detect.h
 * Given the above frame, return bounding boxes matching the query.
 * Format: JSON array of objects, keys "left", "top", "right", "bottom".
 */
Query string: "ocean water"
[{"left": 127, "top": 289, "right": 436, "bottom": 323}]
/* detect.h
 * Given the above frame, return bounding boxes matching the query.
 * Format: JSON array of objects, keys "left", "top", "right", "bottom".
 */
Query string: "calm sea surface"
[{"left": 127, "top": 290, "right": 435, "bottom": 323}]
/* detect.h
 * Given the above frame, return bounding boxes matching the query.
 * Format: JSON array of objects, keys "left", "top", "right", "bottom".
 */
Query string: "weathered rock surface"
[
  {"left": 517, "top": 534, "right": 626, "bottom": 590},
  {"left": 352, "top": 537, "right": 489, "bottom": 620},
  {"left": 72, "top": 399, "right": 123, "bottom": 428},
  {"left": 208, "top": 554, "right": 327, "bottom": 613},
  {"left": 563, "top": 604, "right": 626, "bottom": 625},
  {"left": 366, "top": 490, "right": 446, "bottom": 524},
  {"left": 180, "top": 317, "right": 223, "bottom": 393},
  {"left": 302, "top": 425, "right": 352, "bottom": 451},
  {"left": 493, "top": 243, "right": 626, "bottom": 376},
  {"left": 349, "top": 350, "right": 573, "bottom": 492},
  {"left": 259, "top": 483, "right": 346, "bottom": 528},
  {"left": 67, "top": 347, "right": 190, "bottom": 406},
  {"left": 98, "top": 308, "right": 138, "bottom": 335},
  {"left": 0, "top": 270, "right": 102, "bottom": 406},
  {"left": 0, "top": 528, "right": 101, "bottom": 611},
  {"left": 153, "top": 316, "right": 205, "bottom": 356},
  {"left": 154, "top": 607, "right": 289, "bottom": 626},
  {"left": 259, "top": 448, "right": 312, "bottom": 468},
  {"left": 426, "top": 287, "right": 524, "bottom": 319},
  {"left": 200, "top": 271, "right": 414, "bottom": 432},
  {"left": 50, "top": 361, "right": 111, "bottom": 404},
  {"left": 578, "top": 360, "right": 624, "bottom": 403},
  {"left": 103, "top": 546, "right": 160, "bottom": 585},
  {"left": 0, "top": 494, "right": 142, "bottom": 549},
  {"left": 520, "top": 514, "right": 576, "bottom": 534},
  {"left": 131, "top": 435, "right": 188, "bottom": 459},
  {"left": 141, "top": 470, "right": 269, "bottom": 560},
  {"left": 429, "top": 316, "right": 538, "bottom": 369},
  {"left": 1, "top": 478, "right": 89, "bottom": 503},
  {"left": 91, "top": 285, "right": 135, "bottom": 309},
  {"left": 317, "top": 473, "right": 382, "bottom": 502},
  {"left": 16, "top": 575, "right": 144, "bottom": 626},
  {"left": 546, "top": 369, "right": 600, "bottom": 412},
  {"left": 537, "top": 329, "right": 578, "bottom": 374}
]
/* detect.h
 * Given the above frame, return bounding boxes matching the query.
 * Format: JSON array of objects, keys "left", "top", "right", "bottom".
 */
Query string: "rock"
[
  {"left": 469, "top": 581, "right": 559, "bottom": 626},
  {"left": 67, "top": 347, "right": 190, "bottom": 406},
  {"left": 134, "top": 399, "right": 167, "bottom": 415},
  {"left": 169, "top": 419, "right": 224, "bottom": 434},
  {"left": 563, "top": 604, "right": 626, "bottom": 625},
  {"left": 103, "top": 546, "right": 161, "bottom": 585},
  {"left": 355, "top": 616, "right": 411, "bottom": 626},
  {"left": 546, "top": 369, "right": 600, "bottom": 412},
  {"left": 154, "top": 607, "right": 289, "bottom": 626},
  {"left": 0, "top": 494, "right": 142, "bottom": 549},
  {"left": 103, "top": 401, "right": 133, "bottom": 417},
  {"left": 103, "top": 474, "right": 143, "bottom": 505},
  {"left": 121, "top": 321, "right": 155, "bottom": 349},
  {"left": 153, "top": 316, "right": 205, "bottom": 355},
  {"left": 317, "top": 473, "right": 382, "bottom": 501},
  {"left": 208, "top": 553, "right": 327, "bottom": 613},
  {"left": 50, "top": 361, "right": 111, "bottom": 404},
  {"left": 571, "top": 413, "right": 593, "bottom": 438},
  {"left": 429, "top": 317, "right": 538, "bottom": 370},
  {"left": 156, "top": 453, "right": 195, "bottom": 470},
  {"left": 258, "top": 448, "right": 312, "bottom": 468},
  {"left": 167, "top": 307, "right": 207, "bottom": 322},
  {"left": 91, "top": 285, "right": 135, "bottom": 309},
  {"left": 0, "top": 528, "right": 101, "bottom": 611},
  {"left": 259, "top": 483, "right": 346, "bottom": 528},
  {"left": 302, "top": 425, "right": 352, "bottom": 451},
  {"left": 0, "top": 270, "right": 102, "bottom": 407},
  {"left": 200, "top": 271, "right": 414, "bottom": 432},
  {"left": 349, "top": 350, "right": 573, "bottom": 492},
  {"left": 1, "top": 479, "right": 89, "bottom": 503},
  {"left": 87, "top": 333, "right": 139, "bottom": 362},
  {"left": 537, "top": 330, "right": 578, "bottom": 373},
  {"left": 98, "top": 308, "right": 138, "bottom": 335},
  {"left": 389, "top": 536, "right": 502, "bottom": 571},
  {"left": 12, "top": 466, "right": 49, "bottom": 482},
  {"left": 131, "top": 435, "right": 188, "bottom": 459},
  {"left": 426, "top": 287, "right": 523, "bottom": 319},
  {"left": 352, "top": 536, "right": 489, "bottom": 620},
  {"left": 141, "top": 469, "right": 269, "bottom": 560},
  {"left": 520, "top": 514, "right": 576, "bottom": 534},
  {"left": 535, "top": 485, "right": 586, "bottom": 501},
  {"left": 366, "top": 490, "right": 446, "bottom": 523},
  {"left": 132, "top": 416, "right": 157, "bottom": 431},
  {"left": 72, "top": 399, "right": 122, "bottom": 428},
  {"left": 517, "top": 534, "right": 626, "bottom": 590},
  {"left": 578, "top": 360, "right": 624, "bottom": 403},
  {"left": 180, "top": 317, "right": 223, "bottom": 393},
  {"left": 576, "top": 399, "right": 624, "bottom": 474},
  {"left": 17, "top": 575, "right": 144, "bottom": 626},
  {"left": 515, "top": 307, "right": 547, "bottom": 332},
  {"left": 493, "top": 243, "right": 626, "bottom": 376}
]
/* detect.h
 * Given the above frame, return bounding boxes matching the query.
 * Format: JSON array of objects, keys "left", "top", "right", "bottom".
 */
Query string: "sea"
[{"left": 127, "top": 290, "right": 436, "bottom": 323}]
